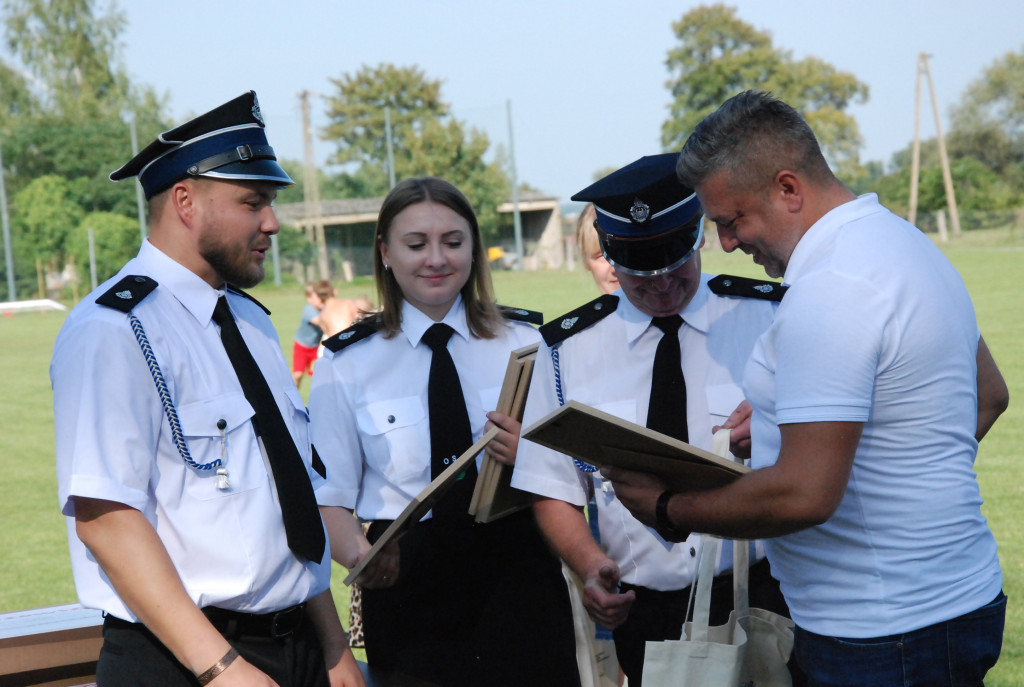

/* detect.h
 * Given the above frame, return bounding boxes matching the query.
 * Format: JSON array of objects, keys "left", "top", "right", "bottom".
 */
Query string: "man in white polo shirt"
[{"left": 608, "top": 90, "right": 1009, "bottom": 686}]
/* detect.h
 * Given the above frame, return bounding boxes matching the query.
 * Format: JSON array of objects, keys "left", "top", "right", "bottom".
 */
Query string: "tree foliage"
[
  {"left": 11, "top": 174, "right": 82, "bottom": 266},
  {"left": 876, "top": 46, "right": 1024, "bottom": 214},
  {"left": 321, "top": 63, "right": 511, "bottom": 241},
  {"left": 66, "top": 210, "right": 139, "bottom": 284},
  {"left": 0, "top": 0, "right": 173, "bottom": 296},
  {"left": 662, "top": 4, "right": 868, "bottom": 171},
  {"left": 324, "top": 64, "right": 449, "bottom": 175},
  {"left": 3, "top": 0, "right": 128, "bottom": 113}
]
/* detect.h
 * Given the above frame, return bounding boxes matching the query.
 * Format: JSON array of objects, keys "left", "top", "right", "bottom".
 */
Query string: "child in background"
[{"left": 292, "top": 280, "right": 334, "bottom": 388}]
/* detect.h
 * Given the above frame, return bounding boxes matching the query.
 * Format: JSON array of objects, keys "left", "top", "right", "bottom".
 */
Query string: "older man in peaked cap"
[
  {"left": 512, "top": 153, "right": 800, "bottom": 686},
  {"left": 52, "top": 91, "right": 364, "bottom": 687}
]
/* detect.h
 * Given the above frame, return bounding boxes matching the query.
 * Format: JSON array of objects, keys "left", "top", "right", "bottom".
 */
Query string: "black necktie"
[
  {"left": 647, "top": 315, "right": 689, "bottom": 443},
  {"left": 422, "top": 323, "right": 476, "bottom": 521},
  {"left": 212, "top": 296, "right": 325, "bottom": 561}
]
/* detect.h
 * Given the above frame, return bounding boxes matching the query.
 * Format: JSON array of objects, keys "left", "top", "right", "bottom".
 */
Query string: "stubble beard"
[{"left": 199, "top": 234, "right": 265, "bottom": 288}]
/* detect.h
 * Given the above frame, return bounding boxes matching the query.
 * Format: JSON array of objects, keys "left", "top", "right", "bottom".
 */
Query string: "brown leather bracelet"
[{"left": 196, "top": 646, "right": 239, "bottom": 686}]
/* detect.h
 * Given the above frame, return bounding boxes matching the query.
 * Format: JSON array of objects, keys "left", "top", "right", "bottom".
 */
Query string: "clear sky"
[{"left": 35, "top": 1, "right": 1024, "bottom": 202}]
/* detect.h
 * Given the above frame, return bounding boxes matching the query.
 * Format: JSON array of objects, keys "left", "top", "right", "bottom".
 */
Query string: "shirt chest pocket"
[
  {"left": 176, "top": 392, "right": 266, "bottom": 499},
  {"left": 705, "top": 383, "right": 745, "bottom": 426},
  {"left": 355, "top": 396, "right": 429, "bottom": 485}
]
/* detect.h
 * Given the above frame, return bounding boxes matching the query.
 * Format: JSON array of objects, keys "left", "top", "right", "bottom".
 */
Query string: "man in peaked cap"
[
  {"left": 52, "top": 92, "right": 364, "bottom": 686},
  {"left": 512, "top": 152, "right": 801, "bottom": 686}
]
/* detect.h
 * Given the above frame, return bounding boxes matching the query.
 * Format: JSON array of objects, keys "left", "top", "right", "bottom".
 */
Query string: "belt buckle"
[{"left": 270, "top": 604, "right": 303, "bottom": 638}]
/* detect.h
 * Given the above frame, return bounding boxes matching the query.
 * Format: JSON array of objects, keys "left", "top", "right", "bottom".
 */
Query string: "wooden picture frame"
[
  {"left": 468, "top": 343, "right": 540, "bottom": 523},
  {"left": 521, "top": 400, "right": 749, "bottom": 491}
]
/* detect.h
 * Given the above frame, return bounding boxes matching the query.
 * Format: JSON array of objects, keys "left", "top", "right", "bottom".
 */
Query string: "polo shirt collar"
[{"left": 784, "top": 193, "right": 882, "bottom": 285}]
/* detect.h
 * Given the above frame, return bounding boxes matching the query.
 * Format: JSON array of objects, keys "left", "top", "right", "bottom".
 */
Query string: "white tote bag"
[{"left": 641, "top": 430, "right": 794, "bottom": 687}]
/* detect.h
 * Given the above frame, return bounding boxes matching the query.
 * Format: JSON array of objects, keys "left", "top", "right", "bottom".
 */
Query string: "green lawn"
[{"left": 2, "top": 228, "right": 1022, "bottom": 683}]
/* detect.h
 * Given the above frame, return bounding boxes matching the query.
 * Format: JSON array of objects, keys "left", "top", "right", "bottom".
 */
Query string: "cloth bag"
[
  {"left": 563, "top": 563, "right": 621, "bottom": 687},
  {"left": 641, "top": 430, "right": 794, "bottom": 687}
]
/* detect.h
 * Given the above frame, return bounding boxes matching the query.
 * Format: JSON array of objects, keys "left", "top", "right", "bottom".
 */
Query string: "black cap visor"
[{"left": 599, "top": 216, "right": 704, "bottom": 276}]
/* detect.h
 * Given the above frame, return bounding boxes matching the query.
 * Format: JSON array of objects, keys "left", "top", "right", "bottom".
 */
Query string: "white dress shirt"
[
  {"left": 513, "top": 274, "right": 777, "bottom": 590},
  {"left": 310, "top": 297, "right": 541, "bottom": 520},
  {"left": 52, "top": 240, "right": 330, "bottom": 620}
]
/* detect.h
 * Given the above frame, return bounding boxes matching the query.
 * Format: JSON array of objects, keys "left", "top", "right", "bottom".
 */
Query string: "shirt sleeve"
[
  {"left": 53, "top": 312, "right": 163, "bottom": 516},
  {"left": 772, "top": 270, "right": 887, "bottom": 424},
  {"left": 308, "top": 348, "right": 363, "bottom": 508},
  {"left": 511, "top": 342, "right": 589, "bottom": 506}
]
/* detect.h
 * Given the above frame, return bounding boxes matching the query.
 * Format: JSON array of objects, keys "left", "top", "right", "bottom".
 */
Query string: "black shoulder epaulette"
[
  {"left": 226, "top": 285, "right": 271, "bottom": 314},
  {"left": 498, "top": 304, "right": 543, "bottom": 325},
  {"left": 95, "top": 275, "right": 159, "bottom": 313},
  {"left": 539, "top": 294, "right": 619, "bottom": 347},
  {"left": 323, "top": 320, "right": 379, "bottom": 353},
  {"left": 708, "top": 275, "right": 787, "bottom": 302}
]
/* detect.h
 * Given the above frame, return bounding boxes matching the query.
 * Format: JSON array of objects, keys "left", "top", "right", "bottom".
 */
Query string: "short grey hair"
[{"left": 676, "top": 90, "right": 833, "bottom": 195}]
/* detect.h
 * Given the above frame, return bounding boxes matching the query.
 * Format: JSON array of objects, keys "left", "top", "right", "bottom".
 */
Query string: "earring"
[{"left": 383, "top": 263, "right": 390, "bottom": 271}]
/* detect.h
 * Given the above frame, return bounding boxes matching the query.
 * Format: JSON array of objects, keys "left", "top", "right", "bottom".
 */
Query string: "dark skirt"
[{"left": 362, "top": 507, "right": 581, "bottom": 687}]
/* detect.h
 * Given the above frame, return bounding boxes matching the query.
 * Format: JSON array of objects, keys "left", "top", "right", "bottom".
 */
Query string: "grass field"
[{"left": 1, "top": 229, "right": 1021, "bottom": 683}]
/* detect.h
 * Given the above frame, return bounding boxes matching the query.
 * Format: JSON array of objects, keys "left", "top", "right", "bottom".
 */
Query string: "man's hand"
[
  {"left": 484, "top": 411, "right": 521, "bottom": 466},
  {"left": 582, "top": 559, "right": 635, "bottom": 629},
  {"left": 713, "top": 400, "right": 752, "bottom": 459},
  {"left": 600, "top": 466, "right": 669, "bottom": 530}
]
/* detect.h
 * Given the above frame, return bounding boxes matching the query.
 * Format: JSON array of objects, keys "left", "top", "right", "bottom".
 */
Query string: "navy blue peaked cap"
[
  {"left": 110, "top": 91, "right": 294, "bottom": 199},
  {"left": 571, "top": 153, "right": 703, "bottom": 276}
]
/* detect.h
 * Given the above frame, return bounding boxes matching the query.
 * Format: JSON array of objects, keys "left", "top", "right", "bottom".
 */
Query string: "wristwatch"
[{"left": 656, "top": 490, "right": 689, "bottom": 542}]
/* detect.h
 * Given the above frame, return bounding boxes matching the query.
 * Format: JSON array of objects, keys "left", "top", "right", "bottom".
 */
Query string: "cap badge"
[
  {"left": 561, "top": 316, "right": 579, "bottom": 330},
  {"left": 754, "top": 284, "right": 773, "bottom": 293},
  {"left": 629, "top": 199, "right": 650, "bottom": 223},
  {"left": 115, "top": 290, "right": 133, "bottom": 300},
  {"left": 251, "top": 95, "right": 265, "bottom": 126}
]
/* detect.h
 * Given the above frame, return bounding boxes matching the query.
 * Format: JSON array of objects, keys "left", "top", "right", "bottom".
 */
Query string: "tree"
[
  {"left": 323, "top": 63, "right": 448, "bottom": 180},
  {"left": 11, "top": 174, "right": 82, "bottom": 270},
  {"left": 66, "top": 210, "right": 139, "bottom": 284},
  {"left": 662, "top": 4, "right": 868, "bottom": 172},
  {"left": 322, "top": 63, "right": 511, "bottom": 241},
  {"left": 0, "top": 0, "right": 168, "bottom": 224},
  {"left": 2, "top": 0, "right": 128, "bottom": 113}
]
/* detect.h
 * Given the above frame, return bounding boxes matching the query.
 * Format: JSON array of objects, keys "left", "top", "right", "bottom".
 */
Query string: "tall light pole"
[
  {"left": 0, "top": 144, "right": 14, "bottom": 300},
  {"left": 507, "top": 100, "right": 523, "bottom": 270},
  {"left": 128, "top": 112, "right": 147, "bottom": 243}
]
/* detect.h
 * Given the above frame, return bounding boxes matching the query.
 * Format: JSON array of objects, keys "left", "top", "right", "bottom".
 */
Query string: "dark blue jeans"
[{"left": 794, "top": 592, "right": 1006, "bottom": 687}]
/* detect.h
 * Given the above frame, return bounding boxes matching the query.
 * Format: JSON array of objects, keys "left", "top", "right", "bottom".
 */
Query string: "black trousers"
[
  {"left": 614, "top": 557, "right": 800, "bottom": 687},
  {"left": 96, "top": 606, "right": 329, "bottom": 687},
  {"left": 362, "top": 510, "right": 581, "bottom": 687}
]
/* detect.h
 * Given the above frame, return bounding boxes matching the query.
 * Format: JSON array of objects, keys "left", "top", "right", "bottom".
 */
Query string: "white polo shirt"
[
  {"left": 52, "top": 240, "right": 330, "bottom": 621},
  {"left": 745, "top": 194, "right": 1002, "bottom": 637}
]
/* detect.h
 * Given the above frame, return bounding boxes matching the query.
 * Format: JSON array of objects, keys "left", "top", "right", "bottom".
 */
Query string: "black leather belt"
[{"left": 202, "top": 603, "right": 306, "bottom": 639}]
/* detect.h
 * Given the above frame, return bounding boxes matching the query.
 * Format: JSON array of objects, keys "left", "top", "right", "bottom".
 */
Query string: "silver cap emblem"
[
  {"left": 629, "top": 199, "right": 650, "bottom": 223},
  {"left": 251, "top": 95, "right": 265, "bottom": 126}
]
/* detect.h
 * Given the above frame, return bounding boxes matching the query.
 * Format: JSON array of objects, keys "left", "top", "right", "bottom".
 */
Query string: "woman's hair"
[
  {"left": 575, "top": 203, "right": 600, "bottom": 259},
  {"left": 373, "top": 177, "right": 502, "bottom": 339}
]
